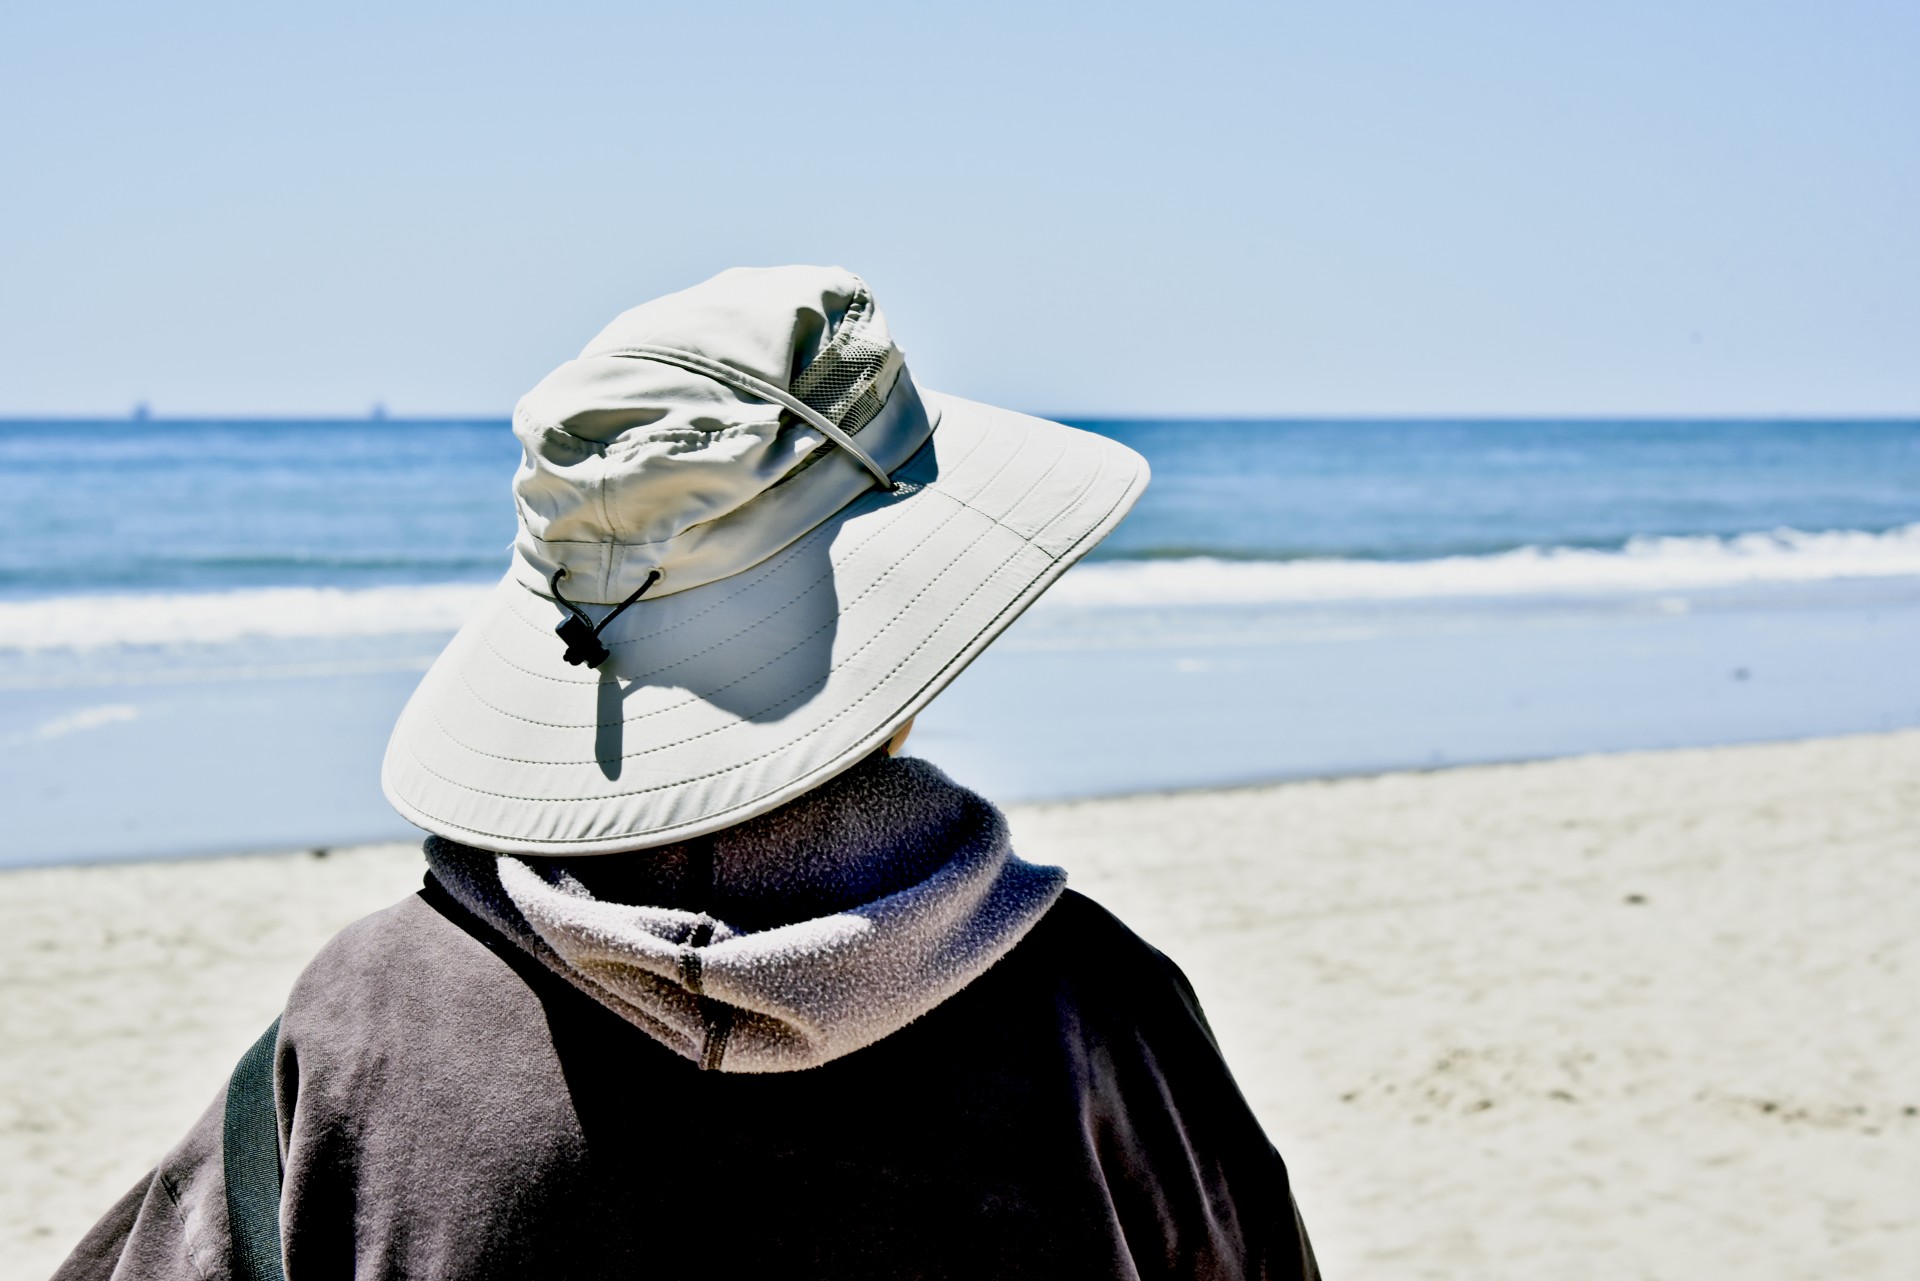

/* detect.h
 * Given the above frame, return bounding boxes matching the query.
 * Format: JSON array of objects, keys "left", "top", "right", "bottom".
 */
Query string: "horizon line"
[{"left": 4, "top": 411, "right": 1919, "bottom": 426}]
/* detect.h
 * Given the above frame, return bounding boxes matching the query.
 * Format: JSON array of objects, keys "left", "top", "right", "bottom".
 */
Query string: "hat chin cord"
[{"left": 548, "top": 567, "right": 661, "bottom": 669}]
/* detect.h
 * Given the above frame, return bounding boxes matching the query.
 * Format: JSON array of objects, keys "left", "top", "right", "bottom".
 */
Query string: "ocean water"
[
  {"left": 6, "top": 417, "right": 1920, "bottom": 607},
  {"left": 4, "top": 416, "right": 1919, "bottom": 864}
]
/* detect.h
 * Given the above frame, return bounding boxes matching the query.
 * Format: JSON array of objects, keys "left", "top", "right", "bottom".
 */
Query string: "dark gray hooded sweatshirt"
[{"left": 54, "top": 755, "right": 1317, "bottom": 1280}]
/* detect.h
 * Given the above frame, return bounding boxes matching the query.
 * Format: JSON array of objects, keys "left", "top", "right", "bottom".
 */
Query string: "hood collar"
[{"left": 425, "top": 754, "right": 1065, "bottom": 1073}]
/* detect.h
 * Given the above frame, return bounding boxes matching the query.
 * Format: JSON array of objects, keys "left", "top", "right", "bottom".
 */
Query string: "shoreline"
[
  {"left": 0, "top": 726, "right": 1872, "bottom": 873},
  {"left": 6, "top": 729, "right": 1918, "bottom": 1279},
  {"left": 10, "top": 571, "right": 1920, "bottom": 869}
]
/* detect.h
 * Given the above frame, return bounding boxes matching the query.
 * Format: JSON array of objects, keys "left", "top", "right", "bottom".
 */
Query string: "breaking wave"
[
  {"left": 0, "top": 582, "right": 497, "bottom": 652},
  {"left": 2, "top": 525, "right": 1919, "bottom": 651},
  {"left": 1045, "top": 524, "right": 1920, "bottom": 607}
]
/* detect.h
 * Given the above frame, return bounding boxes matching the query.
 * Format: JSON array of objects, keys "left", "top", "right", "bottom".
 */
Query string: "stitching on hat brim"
[
  {"left": 396, "top": 431, "right": 1111, "bottom": 785},
  {"left": 428, "top": 502, "right": 1014, "bottom": 764},
  {"left": 481, "top": 489, "right": 974, "bottom": 698},
  {"left": 457, "top": 494, "right": 978, "bottom": 731},
  {"left": 388, "top": 403, "right": 1145, "bottom": 846},
  {"left": 389, "top": 455, "right": 1140, "bottom": 845},
  {"left": 397, "top": 549, "right": 1036, "bottom": 802}
]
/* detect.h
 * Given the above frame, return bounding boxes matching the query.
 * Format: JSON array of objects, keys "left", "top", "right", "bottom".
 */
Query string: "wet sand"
[{"left": 5, "top": 731, "right": 1916, "bottom": 1279}]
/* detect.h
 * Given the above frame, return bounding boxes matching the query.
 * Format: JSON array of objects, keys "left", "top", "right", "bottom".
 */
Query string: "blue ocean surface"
[
  {"left": 3, "top": 415, "right": 1919, "bottom": 865},
  {"left": 0, "top": 418, "right": 516, "bottom": 600},
  {"left": 5, "top": 417, "right": 1920, "bottom": 599}
]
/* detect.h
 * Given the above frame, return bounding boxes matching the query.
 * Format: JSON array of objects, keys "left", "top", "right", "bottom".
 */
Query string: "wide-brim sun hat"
[{"left": 382, "top": 266, "right": 1148, "bottom": 854}]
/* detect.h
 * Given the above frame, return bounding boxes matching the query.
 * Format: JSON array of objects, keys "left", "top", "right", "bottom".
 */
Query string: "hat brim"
[{"left": 381, "top": 393, "right": 1148, "bottom": 854}]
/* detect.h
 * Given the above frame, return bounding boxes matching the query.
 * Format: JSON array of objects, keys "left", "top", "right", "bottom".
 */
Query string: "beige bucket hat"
[{"left": 382, "top": 266, "right": 1148, "bottom": 854}]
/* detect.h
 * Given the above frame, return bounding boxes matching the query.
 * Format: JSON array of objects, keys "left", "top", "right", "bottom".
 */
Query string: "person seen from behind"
[{"left": 56, "top": 266, "right": 1319, "bottom": 1280}]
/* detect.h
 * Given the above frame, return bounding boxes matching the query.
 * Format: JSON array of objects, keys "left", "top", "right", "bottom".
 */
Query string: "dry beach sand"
[{"left": 4, "top": 731, "right": 1917, "bottom": 1280}]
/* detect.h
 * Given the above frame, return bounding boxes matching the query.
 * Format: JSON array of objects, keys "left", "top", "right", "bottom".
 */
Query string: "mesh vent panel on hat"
[{"left": 791, "top": 286, "right": 904, "bottom": 438}]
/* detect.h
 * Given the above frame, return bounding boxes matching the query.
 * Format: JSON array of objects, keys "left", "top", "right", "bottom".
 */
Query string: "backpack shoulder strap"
[{"left": 222, "top": 1017, "right": 286, "bottom": 1281}]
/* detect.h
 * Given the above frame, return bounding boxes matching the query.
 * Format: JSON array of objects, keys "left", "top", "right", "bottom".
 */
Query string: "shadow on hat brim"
[{"left": 380, "top": 393, "right": 1149, "bottom": 855}]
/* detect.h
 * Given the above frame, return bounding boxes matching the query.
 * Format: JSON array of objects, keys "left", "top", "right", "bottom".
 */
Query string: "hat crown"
[{"left": 509, "top": 266, "right": 932, "bottom": 603}]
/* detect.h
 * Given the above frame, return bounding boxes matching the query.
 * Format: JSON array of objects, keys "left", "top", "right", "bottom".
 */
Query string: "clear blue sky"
[{"left": 2, "top": 1, "right": 1914, "bottom": 417}]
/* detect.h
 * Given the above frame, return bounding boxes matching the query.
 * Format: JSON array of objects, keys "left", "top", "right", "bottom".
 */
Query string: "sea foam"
[
  {"left": 1045, "top": 524, "right": 1920, "bottom": 607},
  {"left": 0, "top": 582, "right": 496, "bottom": 652},
  {"left": 2, "top": 525, "right": 1918, "bottom": 652}
]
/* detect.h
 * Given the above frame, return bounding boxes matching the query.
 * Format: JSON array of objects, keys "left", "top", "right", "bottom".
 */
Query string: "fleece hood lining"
[{"left": 425, "top": 754, "right": 1065, "bottom": 1073}]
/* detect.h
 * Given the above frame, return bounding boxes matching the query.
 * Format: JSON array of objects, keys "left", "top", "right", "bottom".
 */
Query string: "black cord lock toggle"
[{"left": 549, "top": 567, "right": 661, "bottom": 669}]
